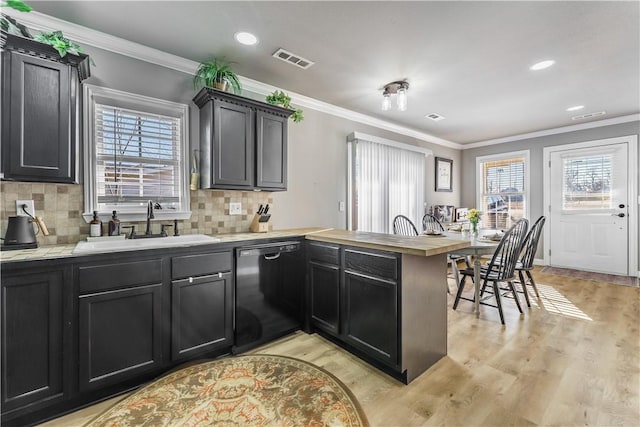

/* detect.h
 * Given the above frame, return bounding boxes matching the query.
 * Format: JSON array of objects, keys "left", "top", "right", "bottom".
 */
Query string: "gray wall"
[
  {"left": 461, "top": 121, "right": 640, "bottom": 264},
  {"left": 66, "top": 43, "right": 463, "bottom": 231}
]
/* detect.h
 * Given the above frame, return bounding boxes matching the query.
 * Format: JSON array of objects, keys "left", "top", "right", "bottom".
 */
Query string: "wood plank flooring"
[{"left": 40, "top": 266, "right": 640, "bottom": 426}]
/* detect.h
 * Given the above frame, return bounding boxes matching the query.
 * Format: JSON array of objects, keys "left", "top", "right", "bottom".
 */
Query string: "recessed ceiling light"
[
  {"left": 530, "top": 60, "right": 555, "bottom": 71},
  {"left": 234, "top": 32, "right": 258, "bottom": 46},
  {"left": 566, "top": 105, "right": 584, "bottom": 112}
]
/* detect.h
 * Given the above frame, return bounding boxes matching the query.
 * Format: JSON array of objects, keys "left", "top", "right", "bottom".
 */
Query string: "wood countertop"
[{"left": 306, "top": 229, "right": 470, "bottom": 257}]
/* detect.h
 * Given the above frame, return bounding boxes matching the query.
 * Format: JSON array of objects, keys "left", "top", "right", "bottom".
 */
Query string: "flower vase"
[{"left": 471, "top": 220, "right": 478, "bottom": 237}]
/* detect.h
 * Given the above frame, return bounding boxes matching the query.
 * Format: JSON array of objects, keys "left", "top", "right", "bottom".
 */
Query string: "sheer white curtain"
[{"left": 353, "top": 138, "right": 425, "bottom": 233}]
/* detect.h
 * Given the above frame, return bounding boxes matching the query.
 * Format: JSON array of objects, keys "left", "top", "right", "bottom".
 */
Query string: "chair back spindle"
[
  {"left": 486, "top": 218, "right": 529, "bottom": 281},
  {"left": 422, "top": 214, "right": 446, "bottom": 233},
  {"left": 392, "top": 215, "right": 419, "bottom": 236}
]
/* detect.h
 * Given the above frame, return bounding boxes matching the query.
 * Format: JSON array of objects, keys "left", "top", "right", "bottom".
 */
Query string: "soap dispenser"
[
  {"left": 108, "top": 210, "right": 120, "bottom": 236},
  {"left": 90, "top": 211, "right": 102, "bottom": 237}
]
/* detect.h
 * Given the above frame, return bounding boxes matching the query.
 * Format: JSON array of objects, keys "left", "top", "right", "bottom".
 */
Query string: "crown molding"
[
  {"left": 463, "top": 114, "right": 640, "bottom": 149},
  {"left": 8, "top": 10, "right": 461, "bottom": 150}
]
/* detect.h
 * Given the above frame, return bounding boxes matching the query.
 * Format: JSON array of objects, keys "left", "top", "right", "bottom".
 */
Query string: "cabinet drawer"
[
  {"left": 78, "top": 259, "right": 163, "bottom": 294},
  {"left": 344, "top": 248, "right": 398, "bottom": 281},
  {"left": 172, "top": 251, "right": 232, "bottom": 280},
  {"left": 307, "top": 242, "right": 340, "bottom": 265}
]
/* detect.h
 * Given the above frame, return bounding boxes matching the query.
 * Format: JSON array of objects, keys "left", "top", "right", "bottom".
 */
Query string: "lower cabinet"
[
  {"left": 78, "top": 283, "right": 163, "bottom": 392},
  {"left": 307, "top": 242, "right": 341, "bottom": 336},
  {"left": 171, "top": 272, "right": 233, "bottom": 360},
  {"left": 0, "top": 267, "right": 70, "bottom": 419},
  {"left": 307, "top": 242, "right": 401, "bottom": 371}
]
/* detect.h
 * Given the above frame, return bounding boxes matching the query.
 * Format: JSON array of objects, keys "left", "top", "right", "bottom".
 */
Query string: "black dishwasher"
[{"left": 234, "top": 241, "right": 304, "bottom": 353}]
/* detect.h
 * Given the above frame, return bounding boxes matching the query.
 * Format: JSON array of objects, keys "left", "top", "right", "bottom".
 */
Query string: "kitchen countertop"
[
  {"left": 0, "top": 227, "right": 331, "bottom": 263},
  {"left": 307, "top": 229, "right": 470, "bottom": 256},
  {"left": 0, "top": 227, "right": 471, "bottom": 263}
]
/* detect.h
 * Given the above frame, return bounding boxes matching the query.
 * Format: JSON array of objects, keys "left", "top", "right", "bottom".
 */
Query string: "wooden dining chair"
[
  {"left": 514, "top": 216, "right": 546, "bottom": 307},
  {"left": 453, "top": 218, "right": 529, "bottom": 324},
  {"left": 392, "top": 215, "right": 418, "bottom": 236},
  {"left": 422, "top": 214, "right": 470, "bottom": 293}
]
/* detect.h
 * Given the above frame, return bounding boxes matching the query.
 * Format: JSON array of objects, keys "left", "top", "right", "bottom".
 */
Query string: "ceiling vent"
[
  {"left": 571, "top": 111, "right": 606, "bottom": 120},
  {"left": 425, "top": 113, "right": 446, "bottom": 121},
  {"left": 272, "top": 48, "right": 314, "bottom": 70}
]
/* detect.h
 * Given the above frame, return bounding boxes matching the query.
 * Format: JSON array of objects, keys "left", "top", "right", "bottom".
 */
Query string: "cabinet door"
[
  {"left": 212, "top": 99, "right": 253, "bottom": 188},
  {"left": 78, "top": 284, "right": 163, "bottom": 392},
  {"left": 2, "top": 51, "right": 76, "bottom": 182},
  {"left": 308, "top": 261, "right": 340, "bottom": 336},
  {"left": 343, "top": 271, "right": 398, "bottom": 368},
  {"left": 171, "top": 272, "right": 233, "bottom": 360},
  {"left": 256, "top": 110, "right": 287, "bottom": 190},
  {"left": 1, "top": 270, "right": 66, "bottom": 413}
]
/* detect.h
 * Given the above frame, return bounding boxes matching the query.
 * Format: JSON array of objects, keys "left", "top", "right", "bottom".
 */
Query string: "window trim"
[
  {"left": 83, "top": 84, "right": 190, "bottom": 223},
  {"left": 475, "top": 149, "right": 530, "bottom": 225}
]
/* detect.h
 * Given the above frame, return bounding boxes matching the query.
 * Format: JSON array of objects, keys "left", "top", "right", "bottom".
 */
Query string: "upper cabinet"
[
  {"left": 0, "top": 32, "right": 91, "bottom": 183},
  {"left": 193, "top": 87, "right": 293, "bottom": 191}
]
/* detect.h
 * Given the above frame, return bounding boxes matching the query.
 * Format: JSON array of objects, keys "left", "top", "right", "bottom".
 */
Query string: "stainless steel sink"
[{"left": 72, "top": 234, "right": 220, "bottom": 254}]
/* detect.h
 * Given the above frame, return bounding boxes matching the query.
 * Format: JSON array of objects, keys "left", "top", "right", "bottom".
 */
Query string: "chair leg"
[
  {"left": 493, "top": 281, "right": 505, "bottom": 325},
  {"left": 508, "top": 280, "right": 523, "bottom": 314},
  {"left": 450, "top": 258, "right": 460, "bottom": 292},
  {"left": 453, "top": 275, "right": 467, "bottom": 310},
  {"left": 527, "top": 270, "right": 540, "bottom": 298},
  {"left": 518, "top": 270, "right": 531, "bottom": 307}
]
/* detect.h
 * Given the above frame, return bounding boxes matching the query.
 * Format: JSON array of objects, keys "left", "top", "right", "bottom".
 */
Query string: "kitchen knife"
[
  {"left": 257, "top": 204, "right": 264, "bottom": 215},
  {"left": 263, "top": 204, "right": 269, "bottom": 215}
]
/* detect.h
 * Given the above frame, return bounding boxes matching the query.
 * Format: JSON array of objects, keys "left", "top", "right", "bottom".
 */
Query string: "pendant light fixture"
[{"left": 381, "top": 80, "right": 409, "bottom": 111}]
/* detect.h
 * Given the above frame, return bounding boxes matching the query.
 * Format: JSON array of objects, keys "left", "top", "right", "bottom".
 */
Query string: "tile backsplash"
[{"left": 1, "top": 181, "right": 273, "bottom": 245}]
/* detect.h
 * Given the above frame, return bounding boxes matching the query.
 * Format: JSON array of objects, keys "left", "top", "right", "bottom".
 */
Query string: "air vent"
[
  {"left": 572, "top": 111, "right": 606, "bottom": 120},
  {"left": 272, "top": 48, "right": 315, "bottom": 69},
  {"left": 425, "top": 113, "right": 446, "bottom": 121}
]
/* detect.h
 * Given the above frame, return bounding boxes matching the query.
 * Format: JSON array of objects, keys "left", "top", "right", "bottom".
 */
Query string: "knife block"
[{"left": 250, "top": 214, "right": 269, "bottom": 233}]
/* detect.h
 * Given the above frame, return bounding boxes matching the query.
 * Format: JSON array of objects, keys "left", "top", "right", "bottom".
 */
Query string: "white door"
[{"left": 548, "top": 142, "right": 629, "bottom": 275}]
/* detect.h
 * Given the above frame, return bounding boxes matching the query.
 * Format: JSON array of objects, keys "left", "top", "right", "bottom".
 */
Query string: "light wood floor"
[{"left": 40, "top": 266, "right": 640, "bottom": 426}]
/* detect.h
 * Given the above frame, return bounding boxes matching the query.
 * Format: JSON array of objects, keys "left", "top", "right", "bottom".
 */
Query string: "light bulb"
[
  {"left": 397, "top": 87, "right": 407, "bottom": 111},
  {"left": 381, "top": 93, "right": 391, "bottom": 111}
]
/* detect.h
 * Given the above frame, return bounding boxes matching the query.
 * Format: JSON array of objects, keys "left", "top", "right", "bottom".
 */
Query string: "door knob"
[
  {"left": 618, "top": 203, "right": 626, "bottom": 209},
  {"left": 612, "top": 213, "right": 625, "bottom": 218}
]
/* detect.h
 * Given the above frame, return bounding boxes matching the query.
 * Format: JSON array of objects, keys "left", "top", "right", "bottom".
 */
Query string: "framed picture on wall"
[
  {"left": 432, "top": 205, "right": 454, "bottom": 223},
  {"left": 435, "top": 157, "right": 453, "bottom": 192},
  {"left": 455, "top": 207, "right": 469, "bottom": 222}
]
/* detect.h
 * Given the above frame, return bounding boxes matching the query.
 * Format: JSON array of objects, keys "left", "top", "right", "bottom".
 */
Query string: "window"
[
  {"left": 562, "top": 154, "right": 612, "bottom": 210},
  {"left": 476, "top": 150, "right": 529, "bottom": 230},
  {"left": 83, "top": 85, "right": 190, "bottom": 222},
  {"left": 348, "top": 132, "right": 431, "bottom": 233}
]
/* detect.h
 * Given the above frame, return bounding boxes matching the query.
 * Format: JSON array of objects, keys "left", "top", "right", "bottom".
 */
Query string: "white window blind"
[
  {"left": 83, "top": 84, "right": 190, "bottom": 222},
  {"left": 477, "top": 152, "right": 529, "bottom": 230},
  {"left": 350, "top": 135, "right": 427, "bottom": 234},
  {"left": 562, "top": 155, "right": 612, "bottom": 210},
  {"left": 95, "top": 104, "right": 181, "bottom": 206}
]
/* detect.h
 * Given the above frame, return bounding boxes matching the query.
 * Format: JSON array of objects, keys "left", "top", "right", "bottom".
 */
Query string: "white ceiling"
[{"left": 27, "top": 1, "right": 640, "bottom": 145}]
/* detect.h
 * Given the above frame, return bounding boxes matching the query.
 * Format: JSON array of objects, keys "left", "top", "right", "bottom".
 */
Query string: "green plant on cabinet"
[
  {"left": 266, "top": 90, "right": 303, "bottom": 123},
  {"left": 194, "top": 58, "right": 242, "bottom": 94}
]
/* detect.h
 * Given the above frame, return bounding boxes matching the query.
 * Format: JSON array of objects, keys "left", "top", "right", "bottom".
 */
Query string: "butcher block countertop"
[{"left": 306, "top": 229, "right": 470, "bottom": 257}]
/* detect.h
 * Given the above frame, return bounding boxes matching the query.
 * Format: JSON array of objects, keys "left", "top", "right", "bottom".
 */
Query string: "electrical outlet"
[
  {"left": 339, "top": 201, "right": 345, "bottom": 212},
  {"left": 229, "top": 202, "right": 242, "bottom": 215},
  {"left": 16, "top": 200, "right": 35, "bottom": 217}
]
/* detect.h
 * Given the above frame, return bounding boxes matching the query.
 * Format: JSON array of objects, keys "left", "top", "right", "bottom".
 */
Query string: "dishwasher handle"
[
  {"left": 237, "top": 241, "right": 300, "bottom": 258},
  {"left": 263, "top": 253, "right": 281, "bottom": 260}
]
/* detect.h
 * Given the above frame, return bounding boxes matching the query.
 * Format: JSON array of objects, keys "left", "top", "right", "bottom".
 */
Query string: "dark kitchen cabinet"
[
  {"left": 1, "top": 32, "right": 90, "bottom": 183},
  {"left": 77, "top": 259, "right": 164, "bottom": 392},
  {"left": 194, "top": 87, "right": 293, "bottom": 191},
  {"left": 256, "top": 110, "right": 287, "bottom": 190},
  {"left": 0, "top": 267, "right": 71, "bottom": 420},
  {"left": 171, "top": 251, "right": 233, "bottom": 360},
  {"left": 307, "top": 242, "right": 341, "bottom": 336},
  {"left": 342, "top": 248, "right": 399, "bottom": 368}
]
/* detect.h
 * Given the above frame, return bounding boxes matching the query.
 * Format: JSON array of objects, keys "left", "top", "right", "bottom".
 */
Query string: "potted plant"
[
  {"left": 1, "top": 0, "right": 33, "bottom": 37},
  {"left": 193, "top": 58, "right": 241, "bottom": 94},
  {"left": 265, "top": 90, "right": 304, "bottom": 123}
]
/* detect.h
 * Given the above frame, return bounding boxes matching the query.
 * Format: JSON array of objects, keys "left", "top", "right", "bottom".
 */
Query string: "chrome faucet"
[{"left": 145, "top": 200, "right": 154, "bottom": 235}]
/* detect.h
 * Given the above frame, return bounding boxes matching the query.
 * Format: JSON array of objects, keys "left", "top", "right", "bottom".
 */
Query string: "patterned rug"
[
  {"left": 540, "top": 266, "right": 637, "bottom": 287},
  {"left": 85, "top": 354, "right": 368, "bottom": 427}
]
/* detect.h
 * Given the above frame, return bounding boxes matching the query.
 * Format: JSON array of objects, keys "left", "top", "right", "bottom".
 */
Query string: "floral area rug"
[{"left": 85, "top": 354, "right": 369, "bottom": 427}]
